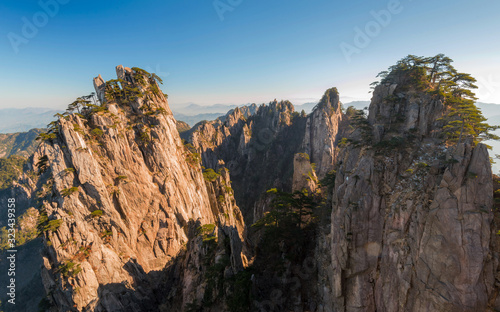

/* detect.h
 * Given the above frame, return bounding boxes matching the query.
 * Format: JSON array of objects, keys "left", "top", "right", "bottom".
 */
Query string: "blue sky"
[{"left": 0, "top": 0, "right": 499, "bottom": 109}]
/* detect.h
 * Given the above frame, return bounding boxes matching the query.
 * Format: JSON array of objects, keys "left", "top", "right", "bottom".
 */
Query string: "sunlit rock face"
[
  {"left": 35, "top": 66, "right": 246, "bottom": 311},
  {"left": 21, "top": 64, "right": 499, "bottom": 312}
]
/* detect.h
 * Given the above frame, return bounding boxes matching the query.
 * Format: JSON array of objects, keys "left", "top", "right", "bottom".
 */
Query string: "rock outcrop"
[
  {"left": 33, "top": 66, "right": 247, "bottom": 311},
  {"left": 301, "top": 87, "right": 344, "bottom": 178},
  {"left": 4, "top": 62, "right": 498, "bottom": 312},
  {"left": 188, "top": 100, "right": 306, "bottom": 222},
  {"left": 0, "top": 159, "right": 45, "bottom": 312},
  {"left": 320, "top": 82, "right": 497, "bottom": 312},
  {"left": 292, "top": 153, "right": 318, "bottom": 193},
  {"left": 188, "top": 90, "right": 344, "bottom": 223}
]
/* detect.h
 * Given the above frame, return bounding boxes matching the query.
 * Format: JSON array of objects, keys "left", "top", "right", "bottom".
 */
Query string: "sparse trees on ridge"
[{"left": 372, "top": 54, "right": 499, "bottom": 146}]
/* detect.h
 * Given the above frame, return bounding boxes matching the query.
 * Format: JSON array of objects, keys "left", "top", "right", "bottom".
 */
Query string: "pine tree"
[
  {"left": 253, "top": 188, "right": 317, "bottom": 231},
  {"left": 441, "top": 98, "right": 498, "bottom": 144},
  {"left": 372, "top": 54, "right": 500, "bottom": 146}
]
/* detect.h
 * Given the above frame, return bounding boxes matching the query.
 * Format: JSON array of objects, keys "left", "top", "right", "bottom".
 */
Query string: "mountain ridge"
[{"left": 1, "top": 58, "right": 500, "bottom": 311}]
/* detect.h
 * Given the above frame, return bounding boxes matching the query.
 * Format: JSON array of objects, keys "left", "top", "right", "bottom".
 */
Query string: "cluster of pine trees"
[{"left": 373, "top": 54, "right": 499, "bottom": 146}]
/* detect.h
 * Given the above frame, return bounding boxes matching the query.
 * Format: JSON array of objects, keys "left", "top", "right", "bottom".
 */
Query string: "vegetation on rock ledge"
[{"left": 372, "top": 54, "right": 499, "bottom": 146}]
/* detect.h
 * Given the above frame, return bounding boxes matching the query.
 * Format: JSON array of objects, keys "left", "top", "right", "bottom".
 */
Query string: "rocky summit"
[{"left": 2, "top": 56, "right": 500, "bottom": 312}]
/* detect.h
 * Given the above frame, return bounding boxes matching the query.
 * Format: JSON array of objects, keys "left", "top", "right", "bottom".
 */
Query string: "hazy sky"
[{"left": 1, "top": 0, "right": 499, "bottom": 109}]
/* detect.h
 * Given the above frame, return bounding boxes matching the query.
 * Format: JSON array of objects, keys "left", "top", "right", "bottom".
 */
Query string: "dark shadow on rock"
[
  {"left": 89, "top": 219, "right": 203, "bottom": 312},
  {"left": 0, "top": 238, "right": 45, "bottom": 312}
]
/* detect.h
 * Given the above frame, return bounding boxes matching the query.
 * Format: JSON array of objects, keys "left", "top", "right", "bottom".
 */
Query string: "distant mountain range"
[
  {"left": 0, "top": 108, "right": 62, "bottom": 133},
  {"left": 1, "top": 102, "right": 499, "bottom": 174},
  {"left": 0, "top": 128, "right": 42, "bottom": 158},
  {"left": 3, "top": 101, "right": 498, "bottom": 133},
  {"left": 170, "top": 101, "right": 370, "bottom": 127},
  {"left": 170, "top": 103, "right": 240, "bottom": 115},
  {"left": 172, "top": 112, "right": 228, "bottom": 127},
  {"left": 0, "top": 102, "right": 370, "bottom": 133}
]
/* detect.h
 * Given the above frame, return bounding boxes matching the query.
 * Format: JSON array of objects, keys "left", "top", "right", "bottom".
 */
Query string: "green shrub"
[
  {"left": 44, "top": 219, "right": 63, "bottom": 233},
  {"left": 61, "top": 186, "right": 79, "bottom": 197},
  {"left": 416, "top": 162, "right": 429, "bottom": 169},
  {"left": 156, "top": 107, "right": 167, "bottom": 115},
  {"left": 0, "top": 155, "right": 27, "bottom": 190},
  {"left": 185, "top": 300, "right": 200, "bottom": 312},
  {"left": 197, "top": 224, "right": 216, "bottom": 236},
  {"left": 0, "top": 227, "right": 10, "bottom": 250},
  {"left": 217, "top": 195, "right": 225, "bottom": 204},
  {"left": 116, "top": 175, "right": 128, "bottom": 182},
  {"left": 225, "top": 186, "right": 234, "bottom": 195},
  {"left": 101, "top": 230, "right": 113, "bottom": 238},
  {"left": 38, "top": 297, "right": 52, "bottom": 312},
  {"left": 35, "top": 155, "right": 49, "bottom": 174},
  {"left": 186, "top": 152, "right": 201, "bottom": 167},
  {"left": 58, "top": 260, "right": 82, "bottom": 277},
  {"left": 373, "top": 136, "right": 406, "bottom": 151},
  {"left": 445, "top": 158, "right": 459, "bottom": 165},
  {"left": 139, "top": 131, "right": 150, "bottom": 142},
  {"left": 203, "top": 168, "right": 220, "bottom": 182},
  {"left": 226, "top": 269, "right": 254, "bottom": 312},
  {"left": 14, "top": 208, "right": 40, "bottom": 246},
  {"left": 64, "top": 168, "right": 75, "bottom": 173},
  {"left": 91, "top": 210, "right": 103, "bottom": 218},
  {"left": 297, "top": 153, "right": 310, "bottom": 161},
  {"left": 320, "top": 170, "right": 336, "bottom": 192},
  {"left": 197, "top": 224, "right": 217, "bottom": 244},
  {"left": 91, "top": 128, "right": 104, "bottom": 138},
  {"left": 36, "top": 132, "right": 57, "bottom": 142},
  {"left": 338, "top": 137, "right": 350, "bottom": 148}
]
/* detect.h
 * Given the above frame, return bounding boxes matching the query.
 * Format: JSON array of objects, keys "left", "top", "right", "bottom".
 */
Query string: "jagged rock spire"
[{"left": 93, "top": 74, "right": 105, "bottom": 104}]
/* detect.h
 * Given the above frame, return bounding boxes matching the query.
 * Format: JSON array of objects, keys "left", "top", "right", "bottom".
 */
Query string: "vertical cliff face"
[
  {"left": 301, "top": 87, "right": 344, "bottom": 179},
  {"left": 292, "top": 153, "right": 319, "bottom": 193},
  {"left": 158, "top": 168, "right": 249, "bottom": 312},
  {"left": 188, "top": 90, "right": 344, "bottom": 223},
  {"left": 34, "top": 66, "right": 246, "bottom": 311},
  {"left": 189, "top": 100, "right": 307, "bottom": 222},
  {"left": 321, "top": 82, "right": 496, "bottom": 312},
  {"left": 9, "top": 61, "right": 498, "bottom": 311},
  {"left": 0, "top": 160, "right": 46, "bottom": 312}
]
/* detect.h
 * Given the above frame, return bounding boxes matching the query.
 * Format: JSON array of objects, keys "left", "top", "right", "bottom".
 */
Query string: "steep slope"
[
  {"left": 4, "top": 57, "right": 497, "bottom": 312},
  {"left": 32, "top": 66, "right": 247, "bottom": 311},
  {"left": 188, "top": 91, "right": 344, "bottom": 222},
  {"left": 175, "top": 120, "right": 191, "bottom": 135},
  {"left": 189, "top": 100, "right": 305, "bottom": 222},
  {"left": 301, "top": 87, "right": 344, "bottom": 178},
  {"left": 320, "top": 81, "right": 497, "bottom": 311},
  {"left": 0, "top": 155, "right": 45, "bottom": 312},
  {"left": 0, "top": 128, "right": 42, "bottom": 158}
]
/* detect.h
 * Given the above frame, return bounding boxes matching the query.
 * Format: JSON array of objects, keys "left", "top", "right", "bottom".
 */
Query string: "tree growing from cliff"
[
  {"left": 253, "top": 188, "right": 317, "bottom": 231},
  {"left": 438, "top": 70, "right": 499, "bottom": 144},
  {"left": 65, "top": 92, "right": 105, "bottom": 119},
  {"left": 372, "top": 54, "right": 500, "bottom": 146},
  {"left": 66, "top": 97, "right": 89, "bottom": 114},
  {"left": 441, "top": 97, "right": 499, "bottom": 145},
  {"left": 102, "top": 68, "right": 164, "bottom": 113}
]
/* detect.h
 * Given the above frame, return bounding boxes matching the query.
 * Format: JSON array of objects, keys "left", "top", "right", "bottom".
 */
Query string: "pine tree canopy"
[{"left": 372, "top": 54, "right": 500, "bottom": 146}]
